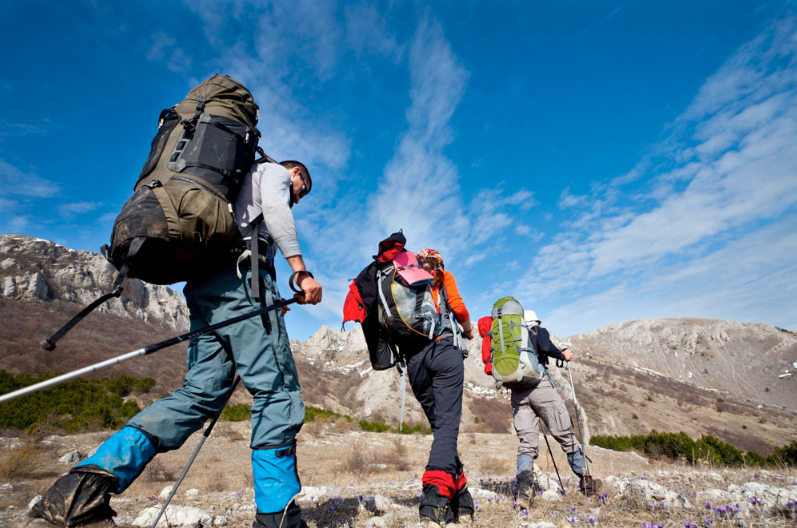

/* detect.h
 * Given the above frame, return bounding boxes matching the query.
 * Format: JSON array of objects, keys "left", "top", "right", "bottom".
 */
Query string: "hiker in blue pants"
[{"left": 33, "top": 160, "right": 322, "bottom": 528}]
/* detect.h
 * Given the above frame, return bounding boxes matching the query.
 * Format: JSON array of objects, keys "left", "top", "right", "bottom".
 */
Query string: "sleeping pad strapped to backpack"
[
  {"left": 106, "top": 74, "right": 261, "bottom": 285},
  {"left": 40, "top": 74, "right": 262, "bottom": 351},
  {"left": 488, "top": 297, "right": 545, "bottom": 389}
]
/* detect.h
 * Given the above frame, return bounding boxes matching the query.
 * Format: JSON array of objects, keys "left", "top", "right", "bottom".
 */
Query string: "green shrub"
[
  {"left": 590, "top": 430, "right": 792, "bottom": 467},
  {"left": 769, "top": 440, "right": 797, "bottom": 466},
  {"left": 305, "top": 406, "right": 351, "bottom": 422},
  {"left": 398, "top": 422, "right": 432, "bottom": 435},
  {"left": 358, "top": 419, "right": 391, "bottom": 433},
  {"left": 221, "top": 403, "right": 251, "bottom": 422},
  {"left": 0, "top": 370, "right": 145, "bottom": 433}
]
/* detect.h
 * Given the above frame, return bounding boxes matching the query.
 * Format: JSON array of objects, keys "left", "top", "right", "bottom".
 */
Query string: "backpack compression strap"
[
  {"left": 41, "top": 237, "right": 145, "bottom": 351},
  {"left": 237, "top": 213, "right": 265, "bottom": 301}
]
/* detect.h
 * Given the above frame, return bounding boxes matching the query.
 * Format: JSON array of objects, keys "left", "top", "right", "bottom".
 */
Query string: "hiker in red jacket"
[
  {"left": 411, "top": 248, "right": 476, "bottom": 527},
  {"left": 342, "top": 234, "right": 476, "bottom": 528}
]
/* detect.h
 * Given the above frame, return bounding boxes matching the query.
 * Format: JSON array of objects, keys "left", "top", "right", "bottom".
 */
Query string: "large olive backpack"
[{"left": 42, "top": 75, "right": 262, "bottom": 350}]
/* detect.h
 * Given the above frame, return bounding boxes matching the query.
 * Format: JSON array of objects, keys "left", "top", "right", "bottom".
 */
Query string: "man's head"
[
  {"left": 280, "top": 160, "right": 312, "bottom": 207},
  {"left": 524, "top": 310, "right": 541, "bottom": 327}
]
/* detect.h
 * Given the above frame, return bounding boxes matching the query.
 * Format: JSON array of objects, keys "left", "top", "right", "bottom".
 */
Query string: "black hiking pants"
[{"left": 405, "top": 334, "right": 465, "bottom": 475}]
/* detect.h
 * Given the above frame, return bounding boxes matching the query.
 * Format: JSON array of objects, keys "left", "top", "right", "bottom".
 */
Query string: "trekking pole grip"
[{"left": 288, "top": 271, "right": 313, "bottom": 304}]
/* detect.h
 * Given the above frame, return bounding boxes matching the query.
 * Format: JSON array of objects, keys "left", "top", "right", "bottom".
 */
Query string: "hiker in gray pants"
[{"left": 513, "top": 310, "right": 588, "bottom": 505}]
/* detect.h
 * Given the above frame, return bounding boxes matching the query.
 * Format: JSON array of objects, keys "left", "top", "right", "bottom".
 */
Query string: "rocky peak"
[{"left": 0, "top": 235, "right": 188, "bottom": 331}]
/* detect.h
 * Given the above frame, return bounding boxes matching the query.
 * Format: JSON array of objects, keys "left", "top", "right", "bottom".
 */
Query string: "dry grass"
[
  {"left": 213, "top": 422, "right": 246, "bottom": 442},
  {"left": 206, "top": 470, "right": 228, "bottom": 493},
  {"left": 476, "top": 454, "right": 513, "bottom": 476},
  {"left": 142, "top": 458, "right": 176, "bottom": 483},
  {"left": 0, "top": 444, "right": 45, "bottom": 481}
]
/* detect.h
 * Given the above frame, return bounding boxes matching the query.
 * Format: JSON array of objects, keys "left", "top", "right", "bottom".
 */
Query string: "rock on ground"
[
  {"left": 133, "top": 506, "right": 212, "bottom": 528},
  {"left": 159, "top": 485, "right": 174, "bottom": 501},
  {"left": 58, "top": 449, "right": 82, "bottom": 464},
  {"left": 622, "top": 479, "right": 692, "bottom": 508}
]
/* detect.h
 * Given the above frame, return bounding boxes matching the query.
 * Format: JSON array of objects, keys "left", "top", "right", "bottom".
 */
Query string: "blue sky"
[{"left": 1, "top": 0, "right": 796, "bottom": 340}]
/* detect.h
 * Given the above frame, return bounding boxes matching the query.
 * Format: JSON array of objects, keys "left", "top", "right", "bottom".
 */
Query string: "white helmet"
[{"left": 524, "top": 310, "right": 541, "bottom": 327}]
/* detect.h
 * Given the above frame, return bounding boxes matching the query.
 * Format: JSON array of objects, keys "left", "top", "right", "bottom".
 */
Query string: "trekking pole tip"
[{"left": 41, "top": 339, "right": 56, "bottom": 351}]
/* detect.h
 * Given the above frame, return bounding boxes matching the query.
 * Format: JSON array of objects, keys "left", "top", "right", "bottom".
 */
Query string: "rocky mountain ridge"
[
  {"left": 1, "top": 235, "right": 795, "bottom": 450},
  {"left": 0, "top": 235, "right": 188, "bottom": 331},
  {"left": 567, "top": 318, "right": 797, "bottom": 410}
]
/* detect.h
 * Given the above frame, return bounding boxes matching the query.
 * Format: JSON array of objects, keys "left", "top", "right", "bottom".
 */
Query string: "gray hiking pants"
[{"left": 511, "top": 378, "right": 581, "bottom": 460}]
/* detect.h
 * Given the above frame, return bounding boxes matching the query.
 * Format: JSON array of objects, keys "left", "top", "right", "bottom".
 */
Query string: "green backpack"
[{"left": 490, "top": 297, "right": 545, "bottom": 389}]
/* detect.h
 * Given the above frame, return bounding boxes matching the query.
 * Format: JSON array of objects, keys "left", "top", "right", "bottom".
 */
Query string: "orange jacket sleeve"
[{"left": 441, "top": 270, "right": 470, "bottom": 324}]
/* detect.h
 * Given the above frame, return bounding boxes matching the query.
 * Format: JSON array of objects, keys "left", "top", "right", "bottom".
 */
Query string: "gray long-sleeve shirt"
[{"left": 234, "top": 161, "right": 301, "bottom": 259}]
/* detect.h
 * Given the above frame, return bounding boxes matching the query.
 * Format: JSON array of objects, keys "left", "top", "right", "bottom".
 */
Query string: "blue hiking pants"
[{"left": 77, "top": 266, "right": 304, "bottom": 513}]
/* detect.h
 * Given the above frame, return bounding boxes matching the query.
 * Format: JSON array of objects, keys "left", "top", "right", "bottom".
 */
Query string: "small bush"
[
  {"left": 590, "top": 431, "right": 795, "bottom": 467},
  {"left": 221, "top": 404, "right": 251, "bottom": 422},
  {"left": 143, "top": 458, "right": 176, "bottom": 482},
  {"left": 0, "top": 370, "right": 144, "bottom": 433},
  {"left": 306, "top": 406, "right": 351, "bottom": 423},
  {"left": 358, "top": 419, "right": 391, "bottom": 433},
  {"left": 207, "top": 470, "right": 227, "bottom": 492},
  {"left": 0, "top": 444, "right": 44, "bottom": 481},
  {"left": 399, "top": 422, "right": 431, "bottom": 435}
]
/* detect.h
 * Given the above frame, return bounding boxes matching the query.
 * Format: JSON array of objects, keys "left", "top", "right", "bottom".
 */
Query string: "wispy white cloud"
[
  {"left": 344, "top": 2, "right": 403, "bottom": 63},
  {"left": 0, "top": 120, "right": 48, "bottom": 136},
  {"left": 518, "top": 18, "right": 797, "bottom": 333},
  {"left": 146, "top": 31, "right": 174, "bottom": 62},
  {"left": 546, "top": 214, "right": 797, "bottom": 336},
  {"left": 0, "top": 158, "right": 61, "bottom": 198},
  {"left": 167, "top": 47, "right": 193, "bottom": 73},
  {"left": 57, "top": 201, "right": 102, "bottom": 220},
  {"left": 146, "top": 30, "right": 191, "bottom": 73}
]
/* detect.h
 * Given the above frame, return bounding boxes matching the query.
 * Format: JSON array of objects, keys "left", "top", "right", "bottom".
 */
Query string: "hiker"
[
  {"left": 32, "top": 158, "right": 322, "bottom": 528},
  {"left": 510, "top": 309, "right": 592, "bottom": 506},
  {"left": 343, "top": 235, "right": 476, "bottom": 528}
]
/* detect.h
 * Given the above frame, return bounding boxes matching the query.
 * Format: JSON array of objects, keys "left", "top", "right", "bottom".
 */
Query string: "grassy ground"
[{"left": 1, "top": 420, "right": 795, "bottom": 527}]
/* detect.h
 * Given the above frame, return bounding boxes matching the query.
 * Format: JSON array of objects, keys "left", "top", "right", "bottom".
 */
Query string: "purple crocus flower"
[
  {"left": 703, "top": 519, "right": 713, "bottom": 526},
  {"left": 567, "top": 515, "right": 578, "bottom": 524},
  {"left": 587, "top": 515, "right": 597, "bottom": 525}
]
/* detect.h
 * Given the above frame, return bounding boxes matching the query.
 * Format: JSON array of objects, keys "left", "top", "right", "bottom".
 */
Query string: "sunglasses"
[{"left": 296, "top": 170, "right": 310, "bottom": 199}]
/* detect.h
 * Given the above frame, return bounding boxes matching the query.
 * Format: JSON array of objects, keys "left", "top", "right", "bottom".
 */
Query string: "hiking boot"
[
  {"left": 579, "top": 475, "right": 598, "bottom": 497},
  {"left": 30, "top": 468, "right": 118, "bottom": 527},
  {"left": 449, "top": 481, "right": 474, "bottom": 526},
  {"left": 254, "top": 502, "right": 307, "bottom": 528},
  {"left": 515, "top": 469, "right": 536, "bottom": 509},
  {"left": 419, "top": 484, "right": 453, "bottom": 527}
]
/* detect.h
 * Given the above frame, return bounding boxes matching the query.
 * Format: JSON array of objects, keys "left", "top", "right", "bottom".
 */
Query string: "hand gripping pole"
[{"left": 0, "top": 295, "right": 302, "bottom": 404}]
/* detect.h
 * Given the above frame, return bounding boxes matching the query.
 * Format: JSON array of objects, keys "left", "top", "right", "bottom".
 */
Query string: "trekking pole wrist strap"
[{"left": 288, "top": 271, "right": 314, "bottom": 293}]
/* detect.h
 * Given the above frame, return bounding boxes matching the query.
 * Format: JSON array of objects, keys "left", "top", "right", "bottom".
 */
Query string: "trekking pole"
[
  {"left": 539, "top": 421, "right": 566, "bottom": 495},
  {"left": 151, "top": 375, "right": 242, "bottom": 528},
  {"left": 566, "top": 362, "right": 590, "bottom": 475},
  {"left": 561, "top": 359, "right": 597, "bottom": 495},
  {"left": 0, "top": 295, "right": 302, "bottom": 404}
]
